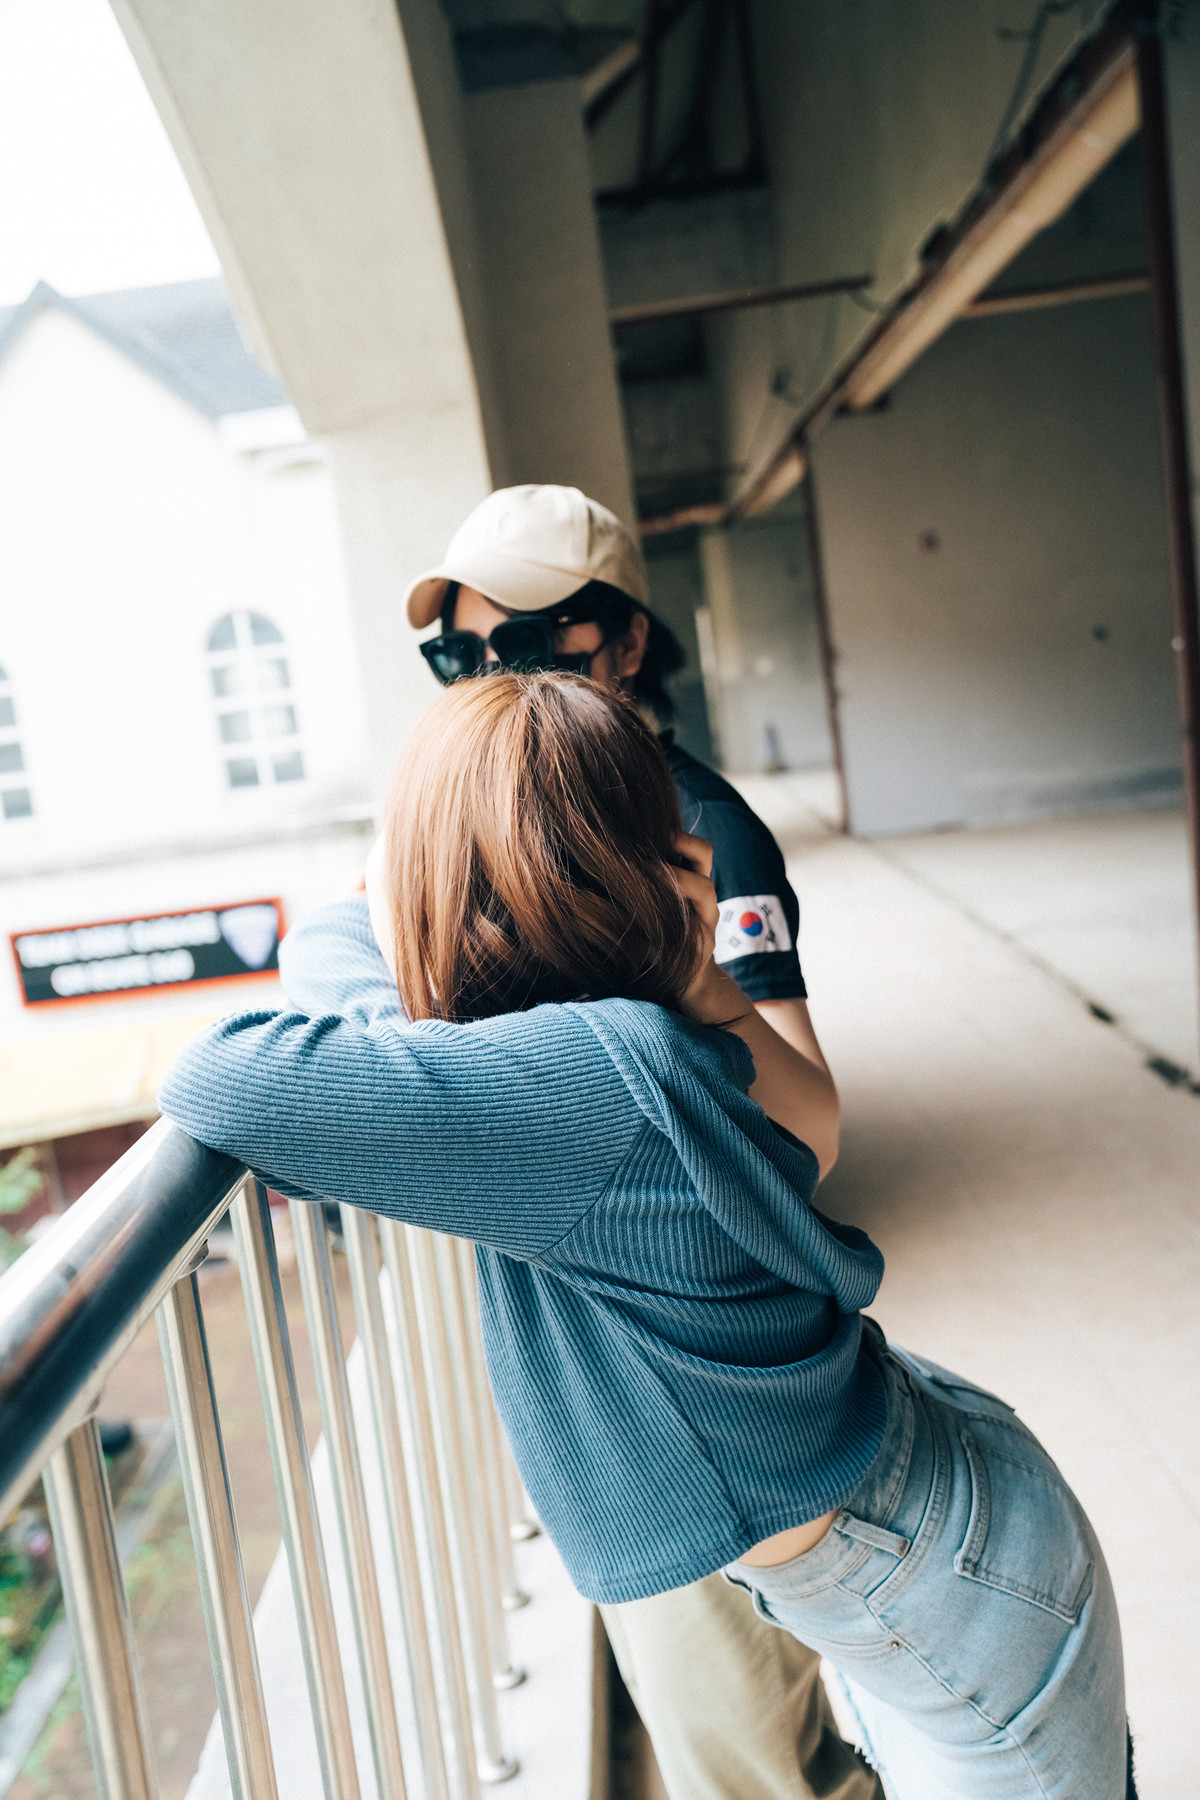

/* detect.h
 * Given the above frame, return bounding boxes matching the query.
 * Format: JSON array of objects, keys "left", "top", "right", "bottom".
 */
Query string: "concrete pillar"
[
  {"left": 696, "top": 528, "right": 744, "bottom": 770},
  {"left": 697, "top": 516, "right": 832, "bottom": 775},
  {"left": 109, "top": 0, "right": 507, "bottom": 794},
  {"left": 464, "top": 80, "right": 635, "bottom": 528}
]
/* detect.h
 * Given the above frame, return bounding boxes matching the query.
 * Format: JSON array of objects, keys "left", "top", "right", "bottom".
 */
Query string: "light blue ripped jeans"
[{"left": 725, "top": 1336, "right": 1128, "bottom": 1800}]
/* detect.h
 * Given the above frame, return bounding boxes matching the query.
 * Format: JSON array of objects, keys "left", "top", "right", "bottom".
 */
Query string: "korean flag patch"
[{"left": 714, "top": 894, "right": 793, "bottom": 962}]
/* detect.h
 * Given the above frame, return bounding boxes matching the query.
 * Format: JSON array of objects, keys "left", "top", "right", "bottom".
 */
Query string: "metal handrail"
[
  {"left": 0, "top": 1120, "right": 243, "bottom": 1524},
  {"left": 0, "top": 1118, "right": 535, "bottom": 1800}
]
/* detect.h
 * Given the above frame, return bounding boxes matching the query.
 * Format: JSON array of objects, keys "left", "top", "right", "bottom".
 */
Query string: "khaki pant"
[{"left": 601, "top": 1572, "right": 884, "bottom": 1800}]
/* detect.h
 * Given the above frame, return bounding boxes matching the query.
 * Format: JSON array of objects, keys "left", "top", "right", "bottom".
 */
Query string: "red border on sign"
[{"left": 8, "top": 897, "right": 288, "bottom": 1010}]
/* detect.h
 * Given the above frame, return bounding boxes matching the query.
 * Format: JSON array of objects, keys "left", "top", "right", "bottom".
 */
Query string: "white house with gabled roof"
[{"left": 0, "top": 278, "right": 376, "bottom": 1158}]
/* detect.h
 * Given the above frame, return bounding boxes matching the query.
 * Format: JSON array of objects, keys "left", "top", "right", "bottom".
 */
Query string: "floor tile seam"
[
  {"left": 846, "top": 833, "right": 1199, "bottom": 1088},
  {"left": 792, "top": 845, "right": 1155, "bottom": 1041}
]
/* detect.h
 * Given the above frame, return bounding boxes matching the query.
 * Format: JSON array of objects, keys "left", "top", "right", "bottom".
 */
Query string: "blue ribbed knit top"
[{"left": 159, "top": 897, "right": 888, "bottom": 1603}]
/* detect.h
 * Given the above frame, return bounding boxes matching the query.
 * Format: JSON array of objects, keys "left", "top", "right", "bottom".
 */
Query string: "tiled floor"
[
  {"left": 737, "top": 778, "right": 1200, "bottom": 1800},
  {"left": 876, "top": 803, "right": 1197, "bottom": 1076}
]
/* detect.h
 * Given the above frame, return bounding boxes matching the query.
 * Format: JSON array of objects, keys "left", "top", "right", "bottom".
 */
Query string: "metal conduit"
[
  {"left": 434, "top": 1234, "right": 525, "bottom": 1684},
  {"left": 42, "top": 1419, "right": 159, "bottom": 1800},
  {"left": 340, "top": 1207, "right": 455, "bottom": 1800},
  {"left": 158, "top": 1266, "right": 280, "bottom": 1800},
  {"left": 377, "top": 1217, "right": 488, "bottom": 1797},
  {"left": 406, "top": 1227, "right": 519, "bottom": 1783},
  {"left": 231, "top": 1180, "right": 362, "bottom": 1800},
  {"left": 0, "top": 1126, "right": 544, "bottom": 1800},
  {"left": 289, "top": 1199, "right": 410, "bottom": 1800},
  {"left": 452, "top": 1239, "right": 529, "bottom": 1613}
]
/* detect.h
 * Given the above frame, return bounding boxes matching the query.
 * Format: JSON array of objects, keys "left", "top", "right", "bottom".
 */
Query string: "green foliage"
[
  {"left": 0, "top": 1496, "right": 58, "bottom": 1718},
  {"left": 0, "top": 1147, "right": 45, "bottom": 1215},
  {"left": 0, "top": 1148, "right": 45, "bottom": 1273}
]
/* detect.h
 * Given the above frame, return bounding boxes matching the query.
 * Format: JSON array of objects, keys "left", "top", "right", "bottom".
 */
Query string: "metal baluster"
[
  {"left": 402, "top": 1227, "right": 518, "bottom": 1782},
  {"left": 230, "top": 1180, "right": 361, "bottom": 1800},
  {"left": 339, "top": 1207, "right": 456, "bottom": 1800},
  {"left": 42, "top": 1417, "right": 158, "bottom": 1800},
  {"left": 435, "top": 1239, "right": 527, "bottom": 1669},
  {"left": 452, "top": 1240, "right": 529, "bottom": 1611},
  {"left": 157, "top": 1268, "right": 280, "bottom": 1800},
  {"left": 378, "top": 1220, "right": 514, "bottom": 1786},
  {"left": 290, "top": 1201, "right": 409, "bottom": 1800}
]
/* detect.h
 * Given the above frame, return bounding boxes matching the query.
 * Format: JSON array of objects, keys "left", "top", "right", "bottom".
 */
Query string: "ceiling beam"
[
  {"left": 637, "top": 502, "right": 725, "bottom": 536},
  {"left": 842, "top": 50, "right": 1138, "bottom": 409},
  {"left": 584, "top": 0, "right": 704, "bottom": 131},
  {"left": 580, "top": 36, "right": 641, "bottom": 108},
  {"left": 730, "top": 5, "right": 1141, "bottom": 522},
  {"left": 610, "top": 273, "right": 871, "bottom": 327},
  {"left": 963, "top": 270, "right": 1148, "bottom": 316}
]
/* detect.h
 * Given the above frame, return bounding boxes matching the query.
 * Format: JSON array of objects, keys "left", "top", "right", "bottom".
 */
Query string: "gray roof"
[{"left": 0, "top": 278, "right": 290, "bottom": 419}]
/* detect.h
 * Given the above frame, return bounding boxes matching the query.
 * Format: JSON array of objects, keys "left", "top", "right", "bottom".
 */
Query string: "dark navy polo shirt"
[{"left": 662, "top": 735, "right": 807, "bottom": 1004}]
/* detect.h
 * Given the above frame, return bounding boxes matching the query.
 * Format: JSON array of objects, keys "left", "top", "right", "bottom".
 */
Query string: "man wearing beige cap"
[{"left": 405, "top": 485, "right": 882, "bottom": 1800}]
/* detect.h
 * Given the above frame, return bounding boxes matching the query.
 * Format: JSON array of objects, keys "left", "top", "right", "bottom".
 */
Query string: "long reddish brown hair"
[{"left": 382, "top": 672, "right": 696, "bottom": 1021}]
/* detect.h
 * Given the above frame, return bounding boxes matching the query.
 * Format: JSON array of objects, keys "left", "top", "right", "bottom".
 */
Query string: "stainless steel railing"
[{"left": 0, "top": 1118, "right": 539, "bottom": 1800}]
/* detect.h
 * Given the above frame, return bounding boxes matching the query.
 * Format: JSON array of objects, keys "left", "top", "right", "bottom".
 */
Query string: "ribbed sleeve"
[
  {"left": 159, "top": 1002, "right": 644, "bottom": 1256},
  {"left": 277, "top": 896, "right": 402, "bottom": 1029}
]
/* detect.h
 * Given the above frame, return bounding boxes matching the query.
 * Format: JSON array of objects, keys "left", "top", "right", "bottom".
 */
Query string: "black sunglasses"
[{"left": 420, "top": 596, "right": 630, "bottom": 686}]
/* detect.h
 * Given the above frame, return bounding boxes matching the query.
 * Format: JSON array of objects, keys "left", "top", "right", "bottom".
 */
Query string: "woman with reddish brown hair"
[{"left": 161, "top": 672, "right": 1131, "bottom": 1800}]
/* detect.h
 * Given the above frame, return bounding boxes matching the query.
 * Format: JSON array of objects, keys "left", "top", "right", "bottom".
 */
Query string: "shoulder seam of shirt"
[{"left": 536, "top": 1115, "right": 658, "bottom": 1261}]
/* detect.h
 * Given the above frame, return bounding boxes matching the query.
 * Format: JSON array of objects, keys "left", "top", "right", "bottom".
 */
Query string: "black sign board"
[{"left": 10, "top": 899, "right": 285, "bottom": 1007}]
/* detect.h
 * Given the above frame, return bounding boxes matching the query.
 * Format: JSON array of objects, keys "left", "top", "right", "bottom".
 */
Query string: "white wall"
[
  {"left": 811, "top": 293, "right": 1179, "bottom": 835},
  {"left": 0, "top": 821, "right": 372, "bottom": 1040},
  {"left": 0, "top": 303, "right": 375, "bottom": 1053},
  {"left": 698, "top": 512, "right": 832, "bottom": 775},
  {"left": 0, "top": 305, "right": 370, "bottom": 876}
]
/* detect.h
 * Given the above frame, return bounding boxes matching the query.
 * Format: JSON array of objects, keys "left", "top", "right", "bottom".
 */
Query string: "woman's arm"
[
  {"left": 708, "top": 994, "right": 839, "bottom": 1177},
  {"left": 752, "top": 998, "right": 838, "bottom": 1172},
  {"left": 162, "top": 906, "right": 643, "bottom": 1255},
  {"left": 672, "top": 839, "right": 840, "bottom": 1178},
  {"left": 753, "top": 998, "right": 831, "bottom": 1078},
  {"left": 277, "top": 894, "right": 403, "bottom": 1029}
]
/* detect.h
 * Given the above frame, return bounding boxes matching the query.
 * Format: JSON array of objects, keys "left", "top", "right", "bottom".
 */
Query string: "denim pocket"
[
  {"left": 955, "top": 1423, "right": 1093, "bottom": 1622},
  {"left": 889, "top": 1347, "right": 1017, "bottom": 1423},
  {"left": 727, "top": 1565, "right": 912, "bottom": 1665}
]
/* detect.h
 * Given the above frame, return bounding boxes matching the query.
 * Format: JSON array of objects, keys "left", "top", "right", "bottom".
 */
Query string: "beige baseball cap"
[{"left": 403, "top": 484, "right": 649, "bottom": 628}]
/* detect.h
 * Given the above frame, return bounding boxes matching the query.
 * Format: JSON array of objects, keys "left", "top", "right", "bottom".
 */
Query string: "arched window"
[
  {"left": 0, "top": 663, "right": 33, "bottom": 820},
  {"left": 204, "top": 611, "right": 305, "bottom": 790}
]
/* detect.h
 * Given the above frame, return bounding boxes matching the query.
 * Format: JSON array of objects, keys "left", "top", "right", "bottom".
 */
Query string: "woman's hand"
[
  {"left": 668, "top": 833, "right": 752, "bottom": 1028},
  {"left": 365, "top": 835, "right": 399, "bottom": 978}
]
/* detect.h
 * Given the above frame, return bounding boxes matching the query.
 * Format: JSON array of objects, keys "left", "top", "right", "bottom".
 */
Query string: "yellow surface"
[{"left": 0, "top": 1012, "right": 226, "bottom": 1149}]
